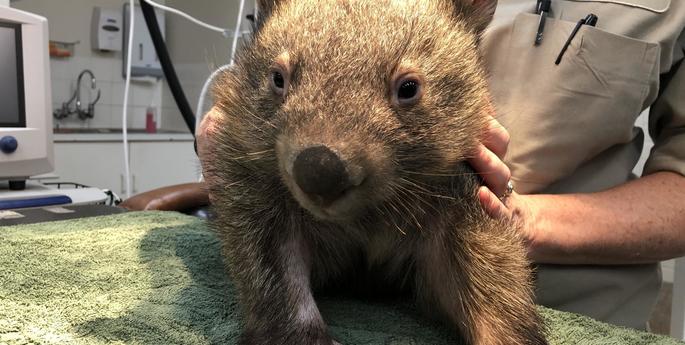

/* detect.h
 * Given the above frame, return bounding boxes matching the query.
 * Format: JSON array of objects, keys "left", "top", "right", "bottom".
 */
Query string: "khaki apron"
[{"left": 481, "top": 0, "right": 684, "bottom": 329}]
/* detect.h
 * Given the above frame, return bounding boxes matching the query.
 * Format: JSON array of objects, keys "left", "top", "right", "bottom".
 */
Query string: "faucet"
[
  {"left": 82, "top": 88, "right": 101, "bottom": 120},
  {"left": 74, "top": 69, "right": 96, "bottom": 112},
  {"left": 53, "top": 91, "right": 77, "bottom": 119},
  {"left": 53, "top": 69, "right": 101, "bottom": 120}
]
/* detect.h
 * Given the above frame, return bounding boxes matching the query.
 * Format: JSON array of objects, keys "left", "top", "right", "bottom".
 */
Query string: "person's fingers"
[
  {"left": 196, "top": 107, "right": 224, "bottom": 160},
  {"left": 196, "top": 108, "right": 225, "bottom": 203},
  {"left": 468, "top": 143, "right": 512, "bottom": 197},
  {"left": 483, "top": 115, "right": 510, "bottom": 159},
  {"left": 198, "top": 107, "right": 222, "bottom": 137},
  {"left": 478, "top": 186, "right": 512, "bottom": 220}
]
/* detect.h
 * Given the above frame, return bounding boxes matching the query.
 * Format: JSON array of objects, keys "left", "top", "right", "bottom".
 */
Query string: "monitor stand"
[{"left": 0, "top": 181, "right": 108, "bottom": 210}]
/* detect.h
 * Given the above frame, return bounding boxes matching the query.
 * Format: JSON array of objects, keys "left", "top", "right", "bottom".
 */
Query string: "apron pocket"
[
  {"left": 562, "top": 0, "right": 670, "bottom": 13},
  {"left": 485, "top": 13, "right": 659, "bottom": 192}
]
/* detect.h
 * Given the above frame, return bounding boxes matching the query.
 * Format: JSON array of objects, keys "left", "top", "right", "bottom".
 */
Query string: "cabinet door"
[
  {"left": 129, "top": 141, "right": 199, "bottom": 194},
  {"left": 54, "top": 142, "right": 127, "bottom": 196}
]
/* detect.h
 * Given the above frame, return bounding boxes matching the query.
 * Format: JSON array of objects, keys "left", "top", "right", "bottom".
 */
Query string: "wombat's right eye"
[
  {"left": 270, "top": 69, "right": 287, "bottom": 96},
  {"left": 398, "top": 81, "right": 419, "bottom": 100}
]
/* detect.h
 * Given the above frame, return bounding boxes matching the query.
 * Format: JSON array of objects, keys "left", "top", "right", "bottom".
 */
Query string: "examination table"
[{"left": 1, "top": 209, "right": 683, "bottom": 344}]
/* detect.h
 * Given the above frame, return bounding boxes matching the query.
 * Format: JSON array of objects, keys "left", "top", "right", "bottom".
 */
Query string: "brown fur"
[{"left": 202, "top": 0, "right": 547, "bottom": 344}]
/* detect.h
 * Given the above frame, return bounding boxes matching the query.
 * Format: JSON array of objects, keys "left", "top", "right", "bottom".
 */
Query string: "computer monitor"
[{"left": 0, "top": 6, "right": 53, "bottom": 190}]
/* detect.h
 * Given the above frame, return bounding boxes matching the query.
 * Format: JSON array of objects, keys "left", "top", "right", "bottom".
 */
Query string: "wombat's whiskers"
[
  {"left": 399, "top": 169, "right": 480, "bottom": 178},
  {"left": 397, "top": 176, "right": 457, "bottom": 201},
  {"left": 243, "top": 107, "right": 278, "bottom": 130},
  {"left": 375, "top": 203, "right": 407, "bottom": 235},
  {"left": 391, "top": 180, "right": 435, "bottom": 215},
  {"left": 388, "top": 186, "right": 424, "bottom": 232},
  {"left": 227, "top": 149, "right": 275, "bottom": 161}
]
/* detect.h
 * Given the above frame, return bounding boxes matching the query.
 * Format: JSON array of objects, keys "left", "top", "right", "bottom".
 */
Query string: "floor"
[{"left": 649, "top": 282, "right": 673, "bottom": 336}]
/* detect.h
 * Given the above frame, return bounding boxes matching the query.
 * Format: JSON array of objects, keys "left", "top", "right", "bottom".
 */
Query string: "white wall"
[
  {"left": 12, "top": 0, "right": 162, "bottom": 130},
  {"left": 10, "top": 0, "right": 256, "bottom": 132},
  {"left": 161, "top": 0, "right": 255, "bottom": 132},
  {"left": 633, "top": 111, "right": 653, "bottom": 177}
]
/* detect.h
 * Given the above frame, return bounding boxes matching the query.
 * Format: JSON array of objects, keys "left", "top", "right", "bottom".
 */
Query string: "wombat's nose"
[{"left": 292, "top": 145, "right": 351, "bottom": 203}]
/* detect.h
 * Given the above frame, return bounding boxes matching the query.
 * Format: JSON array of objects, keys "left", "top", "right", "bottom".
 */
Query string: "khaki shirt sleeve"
[{"left": 643, "top": 45, "right": 685, "bottom": 177}]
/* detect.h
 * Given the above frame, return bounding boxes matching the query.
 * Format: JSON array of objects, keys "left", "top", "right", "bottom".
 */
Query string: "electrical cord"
[
  {"left": 195, "top": 64, "right": 232, "bottom": 133},
  {"left": 136, "top": 0, "right": 250, "bottom": 128},
  {"left": 140, "top": 0, "right": 232, "bottom": 36},
  {"left": 120, "top": 1, "right": 250, "bottom": 194},
  {"left": 195, "top": 0, "right": 247, "bottom": 138},
  {"left": 140, "top": 1, "right": 197, "bottom": 135},
  {"left": 195, "top": 0, "right": 247, "bottom": 183},
  {"left": 122, "top": 0, "right": 135, "bottom": 198},
  {"left": 230, "top": 0, "right": 246, "bottom": 64}
]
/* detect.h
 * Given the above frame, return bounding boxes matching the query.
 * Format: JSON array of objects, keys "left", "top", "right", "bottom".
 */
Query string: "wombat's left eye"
[{"left": 393, "top": 74, "right": 423, "bottom": 105}]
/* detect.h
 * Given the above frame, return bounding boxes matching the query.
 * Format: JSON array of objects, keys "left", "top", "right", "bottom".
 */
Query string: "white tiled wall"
[
  {"left": 160, "top": 62, "right": 216, "bottom": 131},
  {"left": 50, "top": 55, "right": 162, "bottom": 129},
  {"left": 13, "top": 0, "right": 163, "bottom": 130},
  {"left": 13, "top": 0, "right": 250, "bottom": 132},
  {"left": 160, "top": 0, "right": 256, "bottom": 132}
]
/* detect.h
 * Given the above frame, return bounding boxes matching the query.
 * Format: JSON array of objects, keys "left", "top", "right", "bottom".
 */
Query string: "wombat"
[{"left": 203, "top": 0, "right": 547, "bottom": 344}]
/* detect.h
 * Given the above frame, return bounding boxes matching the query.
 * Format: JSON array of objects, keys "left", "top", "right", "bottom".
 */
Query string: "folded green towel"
[{"left": 0, "top": 211, "right": 681, "bottom": 345}]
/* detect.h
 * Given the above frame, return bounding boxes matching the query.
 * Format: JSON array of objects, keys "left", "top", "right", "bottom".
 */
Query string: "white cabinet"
[
  {"left": 53, "top": 142, "right": 127, "bottom": 195},
  {"left": 129, "top": 141, "right": 199, "bottom": 194},
  {"left": 53, "top": 139, "right": 198, "bottom": 197}
]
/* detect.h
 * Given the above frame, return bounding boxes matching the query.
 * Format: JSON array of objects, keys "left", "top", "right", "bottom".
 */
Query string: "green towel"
[{"left": 0, "top": 211, "right": 681, "bottom": 345}]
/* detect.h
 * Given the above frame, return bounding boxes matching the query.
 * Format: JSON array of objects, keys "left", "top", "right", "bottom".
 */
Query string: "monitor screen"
[{"left": 0, "top": 22, "right": 25, "bottom": 128}]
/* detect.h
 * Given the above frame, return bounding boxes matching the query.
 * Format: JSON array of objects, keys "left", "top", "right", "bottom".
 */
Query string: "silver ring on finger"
[{"left": 500, "top": 180, "right": 514, "bottom": 200}]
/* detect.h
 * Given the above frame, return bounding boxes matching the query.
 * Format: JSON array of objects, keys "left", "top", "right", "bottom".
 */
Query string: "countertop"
[{"left": 53, "top": 128, "right": 194, "bottom": 142}]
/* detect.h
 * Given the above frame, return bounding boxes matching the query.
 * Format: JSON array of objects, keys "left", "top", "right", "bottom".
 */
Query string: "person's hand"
[
  {"left": 196, "top": 106, "right": 223, "bottom": 163},
  {"left": 466, "top": 114, "right": 544, "bottom": 259},
  {"left": 195, "top": 107, "right": 227, "bottom": 204},
  {"left": 117, "top": 108, "right": 223, "bottom": 211},
  {"left": 468, "top": 114, "right": 515, "bottom": 219}
]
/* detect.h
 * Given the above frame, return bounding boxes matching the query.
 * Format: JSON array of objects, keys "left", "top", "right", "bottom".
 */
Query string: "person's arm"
[
  {"left": 475, "top": 130, "right": 685, "bottom": 265},
  {"left": 118, "top": 108, "right": 224, "bottom": 211},
  {"left": 119, "top": 182, "right": 209, "bottom": 211},
  {"left": 476, "top": 58, "right": 685, "bottom": 265},
  {"left": 510, "top": 172, "right": 685, "bottom": 264}
]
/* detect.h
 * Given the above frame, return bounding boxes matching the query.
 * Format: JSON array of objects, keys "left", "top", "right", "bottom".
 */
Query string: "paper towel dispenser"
[{"left": 122, "top": 3, "right": 164, "bottom": 78}]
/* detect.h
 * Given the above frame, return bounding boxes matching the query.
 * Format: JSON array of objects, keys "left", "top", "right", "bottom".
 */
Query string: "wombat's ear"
[
  {"left": 453, "top": 0, "right": 497, "bottom": 35},
  {"left": 256, "top": 0, "right": 283, "bottom": 20}
]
